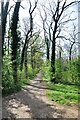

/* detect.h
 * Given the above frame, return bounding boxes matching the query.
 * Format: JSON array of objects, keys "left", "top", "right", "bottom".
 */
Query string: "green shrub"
[
  {"left": 42, "top": 61, "right": 51, "bottom": 82},
  {"left": 55, "top": 58, "right": 79, "bottom": 85},
  {"left": 2, "top": 55, "right": 14, "bottom": 94},
  {"left": 28, "top": 64, "right": 38, "bottom": 79},
  {"left": 55, "top": 59, "right": 63, "bottom": 81}
]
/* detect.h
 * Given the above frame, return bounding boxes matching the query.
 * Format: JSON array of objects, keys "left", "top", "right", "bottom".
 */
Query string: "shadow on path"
[
  {"left": 2, "top": 72, "right": 69, "bottom": 118},
  {"left": 2, "top": 89, "right": 64, "bottom": 118}
]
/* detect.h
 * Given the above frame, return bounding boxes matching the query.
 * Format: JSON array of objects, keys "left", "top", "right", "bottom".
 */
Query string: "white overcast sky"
[
  {"left": 0, "top": 0, "right": 78, "bottom": 58},
  {"left": 7, "top": 0, "right": 78, "bottom": 25},
  {"left": 2, "top": 0, "right": 78, "bottom": 41}
]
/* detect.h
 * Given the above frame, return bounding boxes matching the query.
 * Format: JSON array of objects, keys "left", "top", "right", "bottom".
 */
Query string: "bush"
[
  {"left": 55, "top": 59, "right": 63, "bottom": 81},
  {"left": 28, "top": 64, "right": 38, "bottom": 79},
  {"left": 42, "top": 61, "right": 51, "bottom": 82},
  {"left": 2, "top": 55, "right": 14, "bottom": 94},
  {"left": 55, "top": 58, "right": 79, "bottom": 85},
  {"left": 2, "top": 55, "right": 22, "bottom": 95}
]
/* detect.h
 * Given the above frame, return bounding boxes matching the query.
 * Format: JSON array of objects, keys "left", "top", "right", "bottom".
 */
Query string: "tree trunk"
[
  {"left": 59, "top": 49, "right": 61, "bottom": 60},
  {"left": 2, "top": 1, "right": 9, "bottom": 57},
  {"left": 69, "top": 49, "right": 71, "bottom": 61},
  {"left": 11, "top": 1, "right": 21, "bottom": 83},
  {"left": 8, "top": 36, "right": 10, "bottom": 55},
  {"left": 51, "top": 39, "right": 55, "bottom": 82},
  {"left": 69, "top": 42, "right": 75, "bottom": 62},
  {"left": 47, "top": 43, "right": 49, "bottom": 60},
  {"left": 12, "top": 60, "right": 18, "bottom": 84},
  {"left": 31, "top": 46, "right": 34, "bottom": 69},
  {"left": 51, "top": 20, "right": 58, "bottom": 82},
  {"left": 24, "top": 47, "right": 28, "bottom": 79}
]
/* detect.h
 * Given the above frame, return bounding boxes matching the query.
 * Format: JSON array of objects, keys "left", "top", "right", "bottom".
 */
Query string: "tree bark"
[
  {"left": 69, "top": 42, "right": 75, "bottom": 62},
  {"left": 2, "top": 1, "right": 9, "bottom": 57},
  {"left": 11, "top": 1, "right": 21, "bottom": 83},
  {"left": 24, "top": 47, "right": 28, "bottom": 79},
  {"left": 51, "top": 21, "right": 57, "bottom": 82},
  {"left": 47, "top": 42, "right": 49, "bottom": 60},
  {"left": 51, "top": 39, "right": 55, "bottom": 82}
]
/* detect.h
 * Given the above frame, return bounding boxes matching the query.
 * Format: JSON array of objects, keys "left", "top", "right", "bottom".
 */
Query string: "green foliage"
[
  {"left": 28, "top": 64, "right": 37, "bottom": 79},
  {"left": 42, "top": 61, "right": 51, "bottom": 82},
  {"left": 55, "top": 58, "right": 79, "bottom": 85},
  {"left": 2, "top": 55, "right": 14, "bottom": 94},
  {"left": 34, "top": 51, "right": 44, "bottom": 69},
  {"left": 3, "top": 53, "right": 39, "bottom": 95},
  {"left": 42, "top": 59, "right": 79, "bottom": 105},
  {"left": 42, "top": 58, "right": 79, "bottom": 85},
  {"left": 46, "top": 82, "right": 78, "bottom": 105},
  {"left": 76, "top": 57, "right": 80, "bottom": 85},
  {"left": 55, "top": 59, "right": 63, "bottom": 81}
]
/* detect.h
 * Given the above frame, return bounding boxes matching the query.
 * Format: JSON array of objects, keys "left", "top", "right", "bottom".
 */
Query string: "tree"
[
  {"left": 11, "top": 1, "right": 21, "bottom": 83},
  {"left": 29, "top": 0, "right": 38, "bottom": 69},
  {"left": 78, "top": 1, "right": 80, "bottom": 83},
  {"left": 69, "top": 24, "right": 77, "bottom": 61},
  {"left": 39, "top": 6, "right": 50, "bottom": 60},
  {"left": 63, "top": 23, "right": 77, "bottom": 62},
  {"left": 2, "top": 0, "right": 10, "bottom": 56},
  {"left": 20, "top": 0, "right": 38, "bottom": 71},
  {"left": 0, "top": 15, "right": 2, "bottom": 94},
  {"left": 47, "top": 0, "right": 76, "bottom": 82}
]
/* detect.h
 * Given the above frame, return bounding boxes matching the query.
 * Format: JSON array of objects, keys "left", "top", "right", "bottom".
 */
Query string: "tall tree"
[
  {"left": 20, "top": 0, "right": 38, "bottom": 71},
  {"left": 78, "top": 1, "right": 80, "bottom": 82},
  {"left": 69, "top": 24, "right": 76, "bottom": 61},
  {"left": 49, "top": 0, "right": 76, "bottom": 82},
  {"left": 29, "top": 0, "right": 38, "bottom": 69},
  {"left": 39, "top": 7, "right": 50, "bottom": 60},
  {"left": 63, "top": 23, "right": 77, "bottom": 62},
  {"left": 2, "top": 0, "right": 10, "bottom": 56},
  {"left": 11, "top": 1, "right": 21, "bottom": 83}
]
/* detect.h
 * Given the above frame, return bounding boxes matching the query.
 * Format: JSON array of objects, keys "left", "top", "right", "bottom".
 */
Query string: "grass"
[{"left": 46, "top": 82, "right": 78, "bottom": 105}]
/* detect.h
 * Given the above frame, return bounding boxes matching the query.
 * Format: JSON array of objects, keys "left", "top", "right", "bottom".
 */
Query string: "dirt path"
[{"left": 2, "top": 72, "right": 78, "bottom": 119}]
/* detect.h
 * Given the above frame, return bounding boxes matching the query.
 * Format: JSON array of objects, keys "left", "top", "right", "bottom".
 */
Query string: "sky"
[
  {"left": 1, "top": 0, "right": 79, "bottom": 58},
  {"left": 7, "top": 0, "right": 78, "bottom": 27},
  {"left": 2, "top": 0, "right": 78, "bottom": 40}
]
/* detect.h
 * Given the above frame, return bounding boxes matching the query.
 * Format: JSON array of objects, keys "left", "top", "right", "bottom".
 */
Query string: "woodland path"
[{"left": 2, "top": 72, "right": 78, "bottom": 119}]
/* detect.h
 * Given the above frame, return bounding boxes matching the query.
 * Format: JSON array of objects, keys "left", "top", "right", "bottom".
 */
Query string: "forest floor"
[{"left": 2, "top": 72, "right": 79, "bottom": 119}]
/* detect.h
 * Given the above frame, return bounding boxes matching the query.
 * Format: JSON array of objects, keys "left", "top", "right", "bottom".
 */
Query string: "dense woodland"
[{"left": 1, "top": 0, "right": 80, "bottom": 105}]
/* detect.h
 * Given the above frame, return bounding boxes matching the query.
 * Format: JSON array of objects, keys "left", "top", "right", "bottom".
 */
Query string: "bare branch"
[
  {"left": 13, "top": 0, "right": 25, "bottom": 9},
  {"left": 29, "top": 32, "right": 40, "bottom": 47},
  {"left": 57, "top": 35, "right": 80, "bottom": 45},
  {"left": 58, "top": 0, "right": 66, "bottom": 20},
  {"left": 59, "top": 18, "right": 77, "bottom": 25},
  {"left": 7, "top": 5, "right": 15, "bottom": 14},
  {"left": 64, "top": 1, "right": 77, "bottom": 9},
  {"left": 29, "top": 0, "right": 38, "bottom": 14}
]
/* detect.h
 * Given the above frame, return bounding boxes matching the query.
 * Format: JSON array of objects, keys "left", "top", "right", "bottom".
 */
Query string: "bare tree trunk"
[
  {"left": 24, "top": 47, "right": 28, "bottom": 79},
  {"left": 8, "top": 13, "right": 10, "bottom": 55},
  {"left": 59, "top": 49, "right": 61, "bottom": 60},
  {"left": 20, "top": 33, "right": 29, "bottom": 71},
  {"left": 69, "top": 42, "right": 75, "bottom": 62},
  {"left": 78, "top": 2, "right": 80, "bottom": 82},
  {"left": 20, "top": 0, "right": 38, "bottom": 71},
  {"left": 51, "top": 39, "right": 55, "bottom": 82},
  {"left": 31, "top": 46, "right": 34, "bottom": 69},
  {"left": 69, "top": 49, "right": 71, "bottom": 61},
  {"left": 51, "top": 21, "right": 57, "bottom": 82},
  {"left": 47, "top": 45, "right": 49, "bottom": 60}
]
